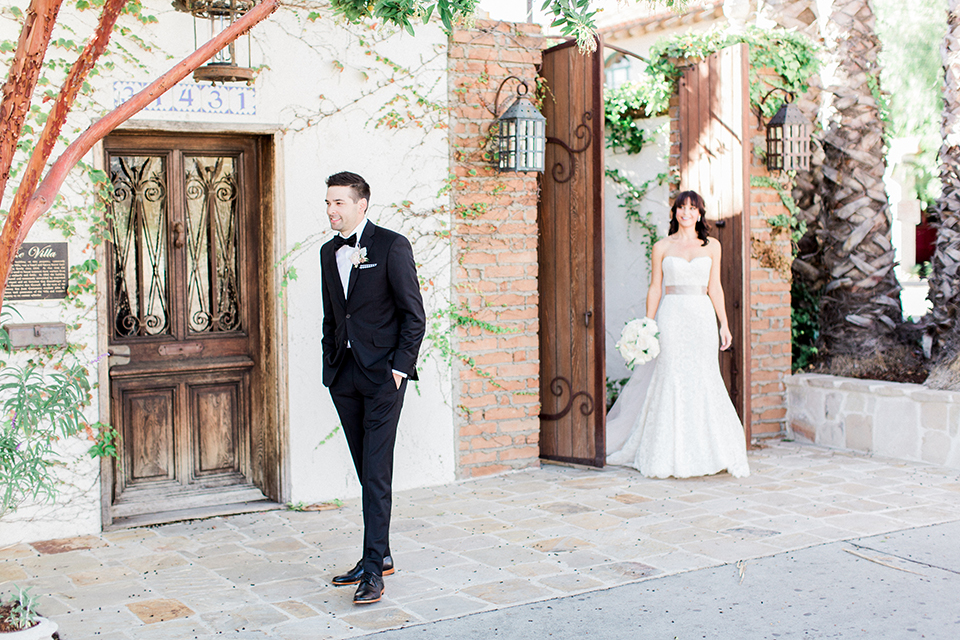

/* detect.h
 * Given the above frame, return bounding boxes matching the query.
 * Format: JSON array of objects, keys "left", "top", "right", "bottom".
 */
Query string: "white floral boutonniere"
[{"left": 350, "top": 246, "right": 368, "bottom": 268}]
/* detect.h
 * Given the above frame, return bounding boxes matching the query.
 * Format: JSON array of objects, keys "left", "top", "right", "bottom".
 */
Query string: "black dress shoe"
[
  {"left": 353, "top": 573, "right": 384, "bottom": 604},
  {"left": 331, "top": 555, "right": 395, "bottom": 586}
]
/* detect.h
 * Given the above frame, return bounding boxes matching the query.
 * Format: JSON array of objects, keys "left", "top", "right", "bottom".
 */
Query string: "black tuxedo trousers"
[{"left": 330, "top": 349, "right": 406, "bottom": 575}]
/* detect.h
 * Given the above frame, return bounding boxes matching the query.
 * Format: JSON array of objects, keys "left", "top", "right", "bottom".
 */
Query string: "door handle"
[
  {"left": 107, "top": 345, "right": 131, "bottom": 368},
  {"left": 584, "top": 310, "right": 592, "bottom": 327},
  {"left": 173, "top": 221, "right": 185, "bottom": 248}
]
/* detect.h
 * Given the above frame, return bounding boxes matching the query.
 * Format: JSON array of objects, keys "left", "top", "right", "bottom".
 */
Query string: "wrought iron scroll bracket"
[
  {"left": 546, "top": 110, "right": 593, "bottom": 184},
  {"left": 756, "top": 86, "right": 796, "bottom": 128},
  {"left": 490, "top": 75, "right": 530, "bottom": 118},
  {"left": 539, "top": 376, "right": 595, "bottom": 422}
]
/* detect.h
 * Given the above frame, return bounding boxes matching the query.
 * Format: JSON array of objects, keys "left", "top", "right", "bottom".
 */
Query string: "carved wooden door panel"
[
  {"left": 678, "top": 44, "right": 752, "bottom": 442},
  {"left": 538, "top": 38, "right": 606, "bottom": 467},
  {"left": 104, "top": 134, "right": 269, "bottom": 525}
]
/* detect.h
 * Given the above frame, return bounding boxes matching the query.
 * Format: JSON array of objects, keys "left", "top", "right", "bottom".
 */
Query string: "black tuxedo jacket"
[{"left": 320, "top": 222, "right": 426, "bottom": 387}]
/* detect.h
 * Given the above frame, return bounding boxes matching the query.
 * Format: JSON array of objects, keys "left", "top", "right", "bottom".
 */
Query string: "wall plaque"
[{"left": 6, "top": 243, "right": 69, "bottom": 300}]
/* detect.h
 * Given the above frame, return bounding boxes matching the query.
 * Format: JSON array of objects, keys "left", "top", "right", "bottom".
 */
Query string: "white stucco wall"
[
  {"left": 0, "top": 1, "right": 455, "bottom": 544},
  {"left": 604, "top": 116, "right": 671, "bottom": 383}
]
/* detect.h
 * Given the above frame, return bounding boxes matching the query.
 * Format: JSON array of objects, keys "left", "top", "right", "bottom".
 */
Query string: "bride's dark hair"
[{"left": 668, "top": 190, "right": 710, "bottom": 246}]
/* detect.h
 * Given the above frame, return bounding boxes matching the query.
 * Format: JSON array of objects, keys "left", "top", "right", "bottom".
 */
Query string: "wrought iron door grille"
[
  {"left": 108, "top": 156, "right": 170, "bottom": 337},
  {"left": 185, "top": 156, "right": 242, "bottom": 333}
]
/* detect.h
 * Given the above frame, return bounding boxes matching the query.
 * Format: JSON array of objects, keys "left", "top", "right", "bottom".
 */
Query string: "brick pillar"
[
  {"left": 746, "top": 71, "right": 793, "bottom": 437},
  {"left": 447, "top": 20, "right": 544, "bottom": 478}
]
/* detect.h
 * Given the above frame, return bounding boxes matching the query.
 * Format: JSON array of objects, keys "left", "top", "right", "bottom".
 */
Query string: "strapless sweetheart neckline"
[{"left": 663, "top": 254, "right": 711, "bottom": 264}]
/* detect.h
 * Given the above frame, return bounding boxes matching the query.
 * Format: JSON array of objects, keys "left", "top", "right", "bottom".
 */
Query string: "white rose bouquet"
[{"left": 616, "top": 317, "right": 660, "bottom": 368}]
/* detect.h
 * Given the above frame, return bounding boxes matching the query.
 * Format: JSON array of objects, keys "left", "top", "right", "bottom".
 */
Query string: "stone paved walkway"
[{"left": 2, "top": 441, "right": 960, "bottom": 639}]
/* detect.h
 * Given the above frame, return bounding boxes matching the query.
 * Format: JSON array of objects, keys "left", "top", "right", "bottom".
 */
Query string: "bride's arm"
[
  {"left": 645, "top": 241, "right": 665, "bottom": 319},
  {"left": 706, "top": 239, "right": 733, "bottom": 350}
]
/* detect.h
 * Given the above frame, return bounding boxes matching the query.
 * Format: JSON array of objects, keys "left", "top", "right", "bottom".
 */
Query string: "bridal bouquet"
[{"left": 616, "top": 318, "right": 660, "bottom": 368}]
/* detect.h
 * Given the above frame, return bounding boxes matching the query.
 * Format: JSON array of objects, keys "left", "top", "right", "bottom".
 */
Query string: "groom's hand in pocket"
[{"left": 393, "top": 372, "right": 402, "bottom": 389}]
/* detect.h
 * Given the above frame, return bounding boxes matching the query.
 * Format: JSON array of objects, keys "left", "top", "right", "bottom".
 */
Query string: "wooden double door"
[{"left": 103, "top": 133, "right": 275, "bottom": 526}]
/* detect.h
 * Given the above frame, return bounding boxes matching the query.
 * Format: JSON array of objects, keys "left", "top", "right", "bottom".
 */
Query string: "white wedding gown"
[{"left": 606, "top": 255, "right": 750, "bottom": 478}]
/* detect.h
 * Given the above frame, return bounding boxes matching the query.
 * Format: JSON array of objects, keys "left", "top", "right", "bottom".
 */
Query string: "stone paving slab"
[{"left": 2, "top": 441, "right": 960, "bottom": 639}]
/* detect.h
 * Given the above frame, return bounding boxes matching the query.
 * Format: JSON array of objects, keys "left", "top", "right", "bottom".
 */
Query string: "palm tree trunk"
[
  {"left": 923, "top": 0, "right": 960, "bottom": 387},
  {"left": 816, "top": 0, "right": 902, "bottom": 357}
]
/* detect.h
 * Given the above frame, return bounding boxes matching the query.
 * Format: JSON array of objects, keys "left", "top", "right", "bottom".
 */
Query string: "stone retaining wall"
[{"left": 786, "top": 373, "right": 960, "bottom": 469}]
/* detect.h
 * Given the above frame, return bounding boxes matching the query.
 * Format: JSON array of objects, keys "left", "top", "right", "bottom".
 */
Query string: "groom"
[{"left": 320, "top": 171, "right": 425, "bottom": 604}]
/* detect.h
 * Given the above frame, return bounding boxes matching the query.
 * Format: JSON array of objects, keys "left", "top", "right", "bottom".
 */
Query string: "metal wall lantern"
[
  {"left": 172, "top": 0, "right": 257, "bottom": 83},
  {"left": 763, "top": 90, "right": 813, "bottom": 172},
  {"left": 495, "top": 77, "right": 546, "bottom": 173}
]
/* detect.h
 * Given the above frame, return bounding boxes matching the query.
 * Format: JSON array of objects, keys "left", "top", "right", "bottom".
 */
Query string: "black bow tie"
[{"left": 333, "top": 234, "right": 357, "bottom": 250}]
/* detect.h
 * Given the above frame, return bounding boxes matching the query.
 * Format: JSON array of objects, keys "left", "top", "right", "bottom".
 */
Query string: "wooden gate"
[
  {"left": 538, "top": 39, "right": 606, "bottom": 467},
  {"left": 102, "top": 133, "right": 277, "bottom": 526},
  {"left": 678, "top": 44, "right": 752, "bottom": 442}
]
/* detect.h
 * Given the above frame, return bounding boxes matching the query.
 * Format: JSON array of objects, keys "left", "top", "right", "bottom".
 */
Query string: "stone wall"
[
  {"left": 787, "top": 373, "right": 960, "bottom": 469},
  {"left": 447, "top": 21, "right": 544, "bottom": 478}
]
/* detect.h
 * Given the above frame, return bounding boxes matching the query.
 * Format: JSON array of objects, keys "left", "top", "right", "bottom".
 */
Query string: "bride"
[{"left": 606, "top": 190, "right": 750, "bottom": 478}]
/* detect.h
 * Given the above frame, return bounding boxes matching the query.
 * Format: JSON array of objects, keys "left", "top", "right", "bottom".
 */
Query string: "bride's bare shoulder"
[{"left": 651, "top": 237, "right": 671, "bottom": 255}]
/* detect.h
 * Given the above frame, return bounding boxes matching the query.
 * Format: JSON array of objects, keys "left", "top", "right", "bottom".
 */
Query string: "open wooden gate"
[
  {"left": 538, "top": 39, "right": 606, "bottom": 467},
  {"left": 678, "top": 44, "right": 752, "bottom": 442}
]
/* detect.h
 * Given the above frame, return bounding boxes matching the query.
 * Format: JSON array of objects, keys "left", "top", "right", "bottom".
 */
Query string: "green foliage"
[
  {"left": 0, "top": 355, "right": 94, "bottom": 518},
  {"left": 86, "top": 422, "right": 120, "bottom": 459},
  {"left": 874, "top": 0, "right": 946, "bottom": 211},
  {"left": 0, "top": 302, "right": 118, "bottom": 520},
  {"left": 609, "top": 26, "right": 819, "bottom": 122},
  {"left": 791, "top": 277, "right": 820, "bottom": 372},
  {"left": 750, "top": 175, "right": 807, "bottom": 249},
  {"left": 605, "top": 168, "right": 665, "bottom": 263},
  {"left": 0, "top": 585, "right": 39, "bottom": 631},
  {"left": 425, "top": 304, "right": 517, "bottom": 391},
  {"left": 316, "top": 423, "right": 341, "bottom": 448},
  {"left": 330, "top": 0, "right": 480, "bottom": 34},
  {"left": 541, "top": 0, "right": 687, "bottom": 52},
  {"left": 866, "top": 72, "right": 891, "bottom": 136},
  {"left": 603, "top": 81, "right": 665, "bottom": 154},
  {"left": 605, "top": 376, "right": 630, "bottom": 412}
]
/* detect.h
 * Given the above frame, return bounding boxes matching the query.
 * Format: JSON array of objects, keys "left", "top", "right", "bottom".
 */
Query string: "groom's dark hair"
[{"left": 326, "top": 171, "right": 370, "bottom": 204}]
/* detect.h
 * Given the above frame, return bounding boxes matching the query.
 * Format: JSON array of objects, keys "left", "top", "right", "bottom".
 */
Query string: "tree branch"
[
  {"left": 0, "top": 0, "right": 280, "bottom": 307},
  {"left": 7, "top": 0, "right": 128, "bottom": 246},
  {"left": 0, "top": 0, "right": 64, "bottom": 204}
]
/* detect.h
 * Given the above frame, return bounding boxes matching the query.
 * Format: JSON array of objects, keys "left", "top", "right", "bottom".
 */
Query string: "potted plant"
[{"left": 0, "top": 587, "right": 57, "bottom": 638}]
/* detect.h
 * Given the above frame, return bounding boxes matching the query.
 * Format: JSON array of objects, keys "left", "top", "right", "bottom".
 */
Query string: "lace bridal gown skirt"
[{"left": 606, "top": 281, "right": 750, "bottom": 478}]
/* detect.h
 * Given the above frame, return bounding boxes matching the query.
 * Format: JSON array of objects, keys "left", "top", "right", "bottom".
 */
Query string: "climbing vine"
[
  {"left": 748, "top": 175, "right": 806, "bottom": 281},
  {"left": 605, "top": 168, "right": 668, "bottom": 263},
  {"left": 604, "top": 82, "right": 663, "bottom": 155}
]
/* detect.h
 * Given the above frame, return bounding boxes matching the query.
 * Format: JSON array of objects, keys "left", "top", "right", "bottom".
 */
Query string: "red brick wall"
[
  {"left": 747, "top": 140, "right": 792, "bottom": 437},
  {"left": 747, "top": 70, "right": 793, "bottom": 437},
  {"left": 448, "top": 20, "right": 544, "bottom": 478}
]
